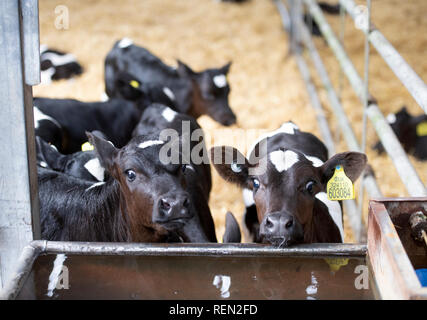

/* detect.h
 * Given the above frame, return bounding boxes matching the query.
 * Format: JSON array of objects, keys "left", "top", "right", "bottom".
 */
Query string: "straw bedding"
[{"left": 35, "top": 0, "right": 427, "bottom": 242}]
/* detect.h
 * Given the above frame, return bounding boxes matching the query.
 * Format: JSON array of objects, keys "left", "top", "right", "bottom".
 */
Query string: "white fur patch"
[
  {"left": 304, "top": 154, "right": 324, "bottom": 167},
  {"left": 118, "top": 37, "right": 133, "bottom": 48},
  {"left": 213, "top": 275, "right": 231, "bottom": 299},
  {"left": 85, "top": 181, "right": 106, "bottom": 192},
  {"left": 39, "top": 44, "right": 49, "bottom": 54},
  {"left": 247, "top": 121, "right": 300, "bottom": 158},
  {"left": 33, "top": 106, "right": 61, "bottom": 129},
  {"left": 387, "top": 113, "right": 396, "bottom": 124},
  {"left": 84, "top": 158, "right": 105, "bottom": 182},
  {"left": 138, "top": 140, "right": 165, "bottom": 149},
  {"left": 213, "top": 74, "right": 227, "bottom": 88},
  {"left": 243, "top": 188, "right": 255, "bottom": 207},
  {"left": 100, "top": 92, "right": 109, "bottom": 102},
  {"left": 162, "top": 107, "right": 177, "bottom": 122},
  {"left": 314, "top": 192, "right": 344, "bottom": 242},
  {"left": 162, "top": 87, "right": 175, "bottom": 101},
  {"left": 40, "top": 67, "right": 55, "bottom": 84},
  {"left": 47, "top": 254, "right": 67, "bottom": 297},
  {"left": 39, "top": 161, "right": 48, "bottom": 168},
  {"left": 41, "top": 52, "right": 77, "bottom": 66},
  {"left": 269, "top": 150, "right": 299, "bottom": 172}
]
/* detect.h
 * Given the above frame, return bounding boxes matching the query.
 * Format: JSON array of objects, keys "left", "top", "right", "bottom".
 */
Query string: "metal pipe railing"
[
  {"left": 303, "top": 0, "right": 427, "bottom": 197},
  {"left": 339, "top": 0, "right": 427, "bottom": 115}
]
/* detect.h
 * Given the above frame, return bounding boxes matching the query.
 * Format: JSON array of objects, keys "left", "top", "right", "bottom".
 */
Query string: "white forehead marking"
[
  {"left": 84, "top": 158, "right": 105, "bottom": 182},
  {"left": 387, "top": 113, "right": 396, "bottom": 124},
  {"left": 39, "top": 161, "right": 48, "bottom": 168},
  {"left": 138, "top": 140, "right": 164, "bottom": 149},
  {"left": 40, "top": 67, "right": 55, "bottom": 84},
  {"left": 303, "top": 154, "right": 324, "bottom": 167},
  {"left": 85, "top": 181, "right": 106, "bottom": 192},
  {"left": 33, "top": 106, "right": 61, "bottom": 129},
  {"left": 118, "top": 37, "right": 133, "bottom": 48},
  {"left": 162, "top": 87, "right": 175, "bottom": 101},
  {"left": 161, "top": 107, "right": 177, "bottom": 122},
  {"left": 269, "top": 150, "right": 299, "bottom": 172},
  {"left": 247, "top": 121, "right": 300, "bottom": 157},
  {"left": 47, "top": 254, "right": 67, "bottom": 297},
  {"left": 213, "top": 74, "right": 227, "bottom": 88},
  {"left": 314, "top": 192, "right": 344, "bottom": 242},
  {"left": 243, "top": 188, "right": 255, "bottom": 207}
]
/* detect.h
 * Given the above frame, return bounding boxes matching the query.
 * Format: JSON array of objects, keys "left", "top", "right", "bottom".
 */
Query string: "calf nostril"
[
  {"left": 266, "top": 217, "right": 274, "bottom": 229},
  {"left": 160, "top": 199, "right": 171, "bottom": 211},
  {"left": 183, "top": 197, "right": 189, "bottom": 208}
]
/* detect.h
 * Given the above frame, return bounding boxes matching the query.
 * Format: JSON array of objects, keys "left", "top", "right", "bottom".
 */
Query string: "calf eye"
[
  {"left": 252, "top": 178, "right": 260, "bottom": 191},
  {"left": 125, "top": 169, "right": 136, "bottom": 182},
  {"left": 305, "top": 180, "right": 316, "bottom": 195}
]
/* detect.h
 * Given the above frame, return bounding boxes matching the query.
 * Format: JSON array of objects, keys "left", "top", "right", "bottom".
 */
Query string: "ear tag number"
[
  {"left": 327, "top": 165, "right": 354, "bottom": 200},
  {"left": 129, "top": 80, "right": 140, "bottom": 89},
  {"left": 231, "top": 162, "right": 242, "bottom": 173},
  {"left": 81, "top": 142, "right": 94, "bottom": 152},
  {"left": 416, "top": 121, "right": 427, "bottom": 137}
]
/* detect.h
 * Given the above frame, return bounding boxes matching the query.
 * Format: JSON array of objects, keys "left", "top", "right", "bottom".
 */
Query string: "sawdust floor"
[{"left": 34, "top": 0, "right": 427, "bottom": 243}]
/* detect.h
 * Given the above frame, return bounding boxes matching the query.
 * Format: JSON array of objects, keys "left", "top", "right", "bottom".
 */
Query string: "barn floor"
[{"left": 35, "top": 0, "right": 427, "bottom": 243}]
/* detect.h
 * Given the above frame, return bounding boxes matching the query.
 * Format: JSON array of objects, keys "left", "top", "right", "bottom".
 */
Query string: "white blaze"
[
  {"left": 303, "top": 154, "right": 324, "bottom": 167},
  {"left": 117, "top": 37, "right": 133, "bottom": 48},
  {"left": 314, "top": 192, "right": 344, "bottom": 242},
  {"left": 269, "top": 150, "right": 299, "bottom": 172},
  {"left": 137, "top": 140, "right": 165, "bottom": 149},
  {"left": 161, "top": 107, "right": 177, "bottom": 122},
  {"left": 84, "top": 158, "right": 105, "bottom": 182},
  {"left": 213, "top": 74, "right": 227, "bottom": 88}
]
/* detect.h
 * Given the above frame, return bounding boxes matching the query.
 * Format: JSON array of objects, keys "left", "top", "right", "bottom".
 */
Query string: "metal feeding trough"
[
  {"left": 1, "top": 241, "right": 375, "bottom": 300},
  {"left": 368, "top": 198, "right": 427, "bottom": 299}
]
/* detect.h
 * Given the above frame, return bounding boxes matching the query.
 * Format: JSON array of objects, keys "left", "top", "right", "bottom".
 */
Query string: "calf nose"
[
  {"left": 156, "top": 194, "right": 192, "bottom": 223},
  {"left": 220, "top": 113, "right": 237, "bottom": 126},
  {"left": 260, "top": 212, "right": 303, "bottom": 246}
]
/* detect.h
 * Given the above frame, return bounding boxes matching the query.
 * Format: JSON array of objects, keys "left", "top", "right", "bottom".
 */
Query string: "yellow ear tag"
[
  {"left": 327, "top": 165, "right": 354, "bottom": 201},
  {"left": 416, "top": 121, "right": 427, "bottom": 137},
  {"left": 129, "top": 80, "right": 140, "bottom": 89},
  {"left": 81, "top": 142, "right": 94, "bottom": 152},
  {"left": 324, "top": 257, "right": 349, "bottom": 273}
]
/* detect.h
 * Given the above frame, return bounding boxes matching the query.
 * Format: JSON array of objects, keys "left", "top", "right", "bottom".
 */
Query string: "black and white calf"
[
  {"left": 210, "top": 122, "right": 367, "bottom": 246},
  {"left": 105, "top": 38, "right": 236, "bottom": 126},
  {"left": 40, "top": 45, "right": 83, "bottom": 84},
  {"left": 373, "top": 106, "right": 427, "bottom": 161},
  {"left": 36, "top": 135, "right": 106, "bottom": 182}
]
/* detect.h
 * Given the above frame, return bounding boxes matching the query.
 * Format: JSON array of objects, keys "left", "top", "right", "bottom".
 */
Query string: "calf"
[
  {"left": 36, "top": 135, "right": 106, "bottom": 182},
  {"left": 105, "top": 39, "right": 236, "bottom": 126},
  {"left": 210, "top": 122, "right": 367, "bottom": 246},
  {"left": 34, "top": 105, "right": 64, "bottom": 152},
  {"left": 40, "top": 131, "right": 206, "bottom": 242},
  {"left": 40, "top": 45, "right": 83, "bottom": 84},
  {"left": 373, "top": 106, "right": 427, "bottom": 160}
]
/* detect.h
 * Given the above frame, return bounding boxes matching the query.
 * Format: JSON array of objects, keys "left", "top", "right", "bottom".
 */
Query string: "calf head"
[
  {"left": 87, "top": 131, "right": 196, "bottom": 241},
  {"left": 35, "top": 136, "right": 105, "bottom": 182},
  {"left": 210, "top": 146, "right": 367, "bottom": 246},
  {"left": 177, "top": 60, "right": 236, "bottom": 126}
]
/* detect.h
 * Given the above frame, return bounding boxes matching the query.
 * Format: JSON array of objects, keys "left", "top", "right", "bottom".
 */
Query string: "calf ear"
[
  {"left": 220, "top": 61, "right": 232, "bottom": 74},
  {"left": 209, "top": 146, "right": 252, "bottom": 189},
  {"left": 320, "top": 152, "right": 367, "bottom": 184},
  {"left": 177, "top": 60, "right": 196, "bottom": 78},
  {"left": 35, "top": 136, "right": 66, "bottom": 170},
  {"left": 86, "top": 131, "right": 118, "bottom": 170}
]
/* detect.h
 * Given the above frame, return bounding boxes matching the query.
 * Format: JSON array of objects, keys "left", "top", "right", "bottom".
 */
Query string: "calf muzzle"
[
  {"left": 153, "top": 193, "right": 193, "bottom": 230},
  {"left": 259, "top": 211, "right": 304, "bottom": 247}
]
